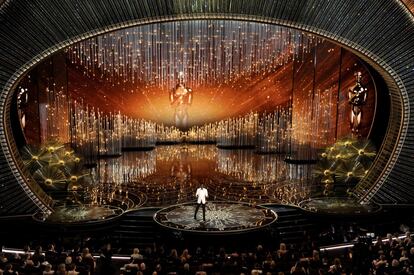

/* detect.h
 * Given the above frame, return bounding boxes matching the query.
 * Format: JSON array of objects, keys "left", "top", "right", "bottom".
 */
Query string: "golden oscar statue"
[
  {"left": 348, "top": 72, "right": 367, "bottom": 136},
  {"left": 170, "top": 80, "right": 193, "bottom": 129}
]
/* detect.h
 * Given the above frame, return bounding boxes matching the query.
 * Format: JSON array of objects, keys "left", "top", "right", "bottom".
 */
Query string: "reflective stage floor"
[
  {"left": 154, "top": 201, "right": 278, "bottom": 233},
  {"left": 94, "top": 145, "right": 316, "bottom": 207}
]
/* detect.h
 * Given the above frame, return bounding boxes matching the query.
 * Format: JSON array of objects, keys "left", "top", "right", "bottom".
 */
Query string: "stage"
[
  {"left": 95, "top": 144, "right": 315, "bottom": 208},
  {"left": 154, "top": 201, "right": 277, "bottom": 233}
]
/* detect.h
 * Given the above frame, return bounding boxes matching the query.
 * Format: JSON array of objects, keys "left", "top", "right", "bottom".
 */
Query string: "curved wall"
[{"left": 0, "top": 0, "right": 413, "bottom": 214}]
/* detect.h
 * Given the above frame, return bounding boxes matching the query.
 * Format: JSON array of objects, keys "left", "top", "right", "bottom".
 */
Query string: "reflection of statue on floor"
[
  {"left": 170, "top": 147, "right": 192, "bottom": 201},
  {"left": 171, "top": 163, "right": 191, "bottom": 184},
  {"left": 170, "top": 77, "right": 193, "bottom": 129},
  {"left": 348, "top": 72, "right": 367, "bottom": 136}
]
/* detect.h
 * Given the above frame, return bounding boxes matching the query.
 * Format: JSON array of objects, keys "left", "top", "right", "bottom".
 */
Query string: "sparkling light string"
[
  {"left": 185, "top": 123, "right": 218, "bottom": 143},
  {"left": 40, "top": 85, "right": 70, "bottom": 144},
  {"left": 256, "top": 106, "right": 292, "bottom": 153},
  {"left": 70, "top": 100, "right": 99, "bottom": 165},
  {"left": 98, "top": 111, "right": 122, "bottom": 156},
  {"left": 67, "top": 20, "right": 317, "bottom": 89},
  {"left": 122, "top": 116, "right": 157, "bottom": 149},
  {"left": 216, "top": 112, "right": 258, "bottom": 147},
  {"left": 155, "top": 124, "right": 183, "bottom": 144},
  {"left": 290, "top": 87, "right": 336, "bottom": 160},
  {"left": 69, "top": 99, "right": 334, "bottom": 161}
]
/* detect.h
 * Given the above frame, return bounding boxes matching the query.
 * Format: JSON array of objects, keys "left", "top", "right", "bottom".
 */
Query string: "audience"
[
  {"left": 131, "top": 249, "right": 143, "bottom": 262},
  {"left": 42, "top": 262, "right": 54, "bottom": 275},
  {"left": 1, "top": 231, "right": 413, "bottom": 275},
  {"left": 56, "top": 263, "right": 66, "bottom": 275}
]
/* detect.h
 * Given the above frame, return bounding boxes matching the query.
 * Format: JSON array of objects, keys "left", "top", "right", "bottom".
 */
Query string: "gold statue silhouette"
[
  {"left": 348, "top": 72, "right": 367, "bottom": 136},
  {"left": 170, "top": 73, "right": 193, "bottom": 129}
]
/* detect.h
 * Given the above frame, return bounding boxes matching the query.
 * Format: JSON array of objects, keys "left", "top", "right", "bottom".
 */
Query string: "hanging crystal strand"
[
  {"left": 67, "top": 21, "right": 314, "bottom": 90},
  {"left": 91, "top": 107, "right": 99, "bottom": 165},
  {"left": 115, "top": 112, "right": 122, "bottom": 155}
]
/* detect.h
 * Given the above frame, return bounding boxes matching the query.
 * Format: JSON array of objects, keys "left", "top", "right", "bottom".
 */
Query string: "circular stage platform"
[
  {"left": 33, "top": 204, "right": 124, "bottom": 224},
  {"left": 154, "top": 201, "right": 277, "bottom": 233},
  {"left": 299, "top": 197, "right": 381, "bottom": 215}
]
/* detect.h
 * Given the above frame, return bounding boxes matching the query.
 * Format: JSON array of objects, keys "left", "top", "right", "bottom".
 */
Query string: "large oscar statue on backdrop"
[
  {"left": 170, "top": 73, "right": 193, "bottom": 129},
  {"left": 348, "top": 72, "right": 368, "bottom": 136}
]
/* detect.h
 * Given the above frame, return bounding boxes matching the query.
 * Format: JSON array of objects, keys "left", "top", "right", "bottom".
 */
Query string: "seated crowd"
[{"left": 0, "top": 232, "right": 413, "bottom": 275}]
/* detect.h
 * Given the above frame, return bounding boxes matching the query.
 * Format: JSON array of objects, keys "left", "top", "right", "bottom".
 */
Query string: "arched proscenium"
[{"left": 0, "top": 0, "right": 413, "bottom": 214}]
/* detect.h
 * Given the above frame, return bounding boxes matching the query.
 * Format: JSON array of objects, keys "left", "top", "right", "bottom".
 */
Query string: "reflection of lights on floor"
[{"left": 93, "top": 145, "right": 316, "bottom": 207}]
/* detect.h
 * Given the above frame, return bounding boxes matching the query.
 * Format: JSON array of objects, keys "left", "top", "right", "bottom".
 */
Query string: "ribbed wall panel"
[{"left": 0, "top": 0, "right": 413, "bottom": 215}]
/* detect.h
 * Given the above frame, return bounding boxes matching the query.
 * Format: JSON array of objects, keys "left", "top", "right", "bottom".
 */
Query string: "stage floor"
[
  {"left": 154, "top": 201, "right": 277, "bottom": 233},
  {"left": 94, "top": 144, "right": 316, "bottom": 207}
]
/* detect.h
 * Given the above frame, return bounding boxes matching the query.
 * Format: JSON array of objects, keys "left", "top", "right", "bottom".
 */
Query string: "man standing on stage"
[{"left": 194, "top": 183, "right": 208, "bottom": 221}]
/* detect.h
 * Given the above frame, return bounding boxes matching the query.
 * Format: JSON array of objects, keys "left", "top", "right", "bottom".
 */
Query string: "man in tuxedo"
[{"left": 194, "top": 184, "right": 208, "bottom": 221}]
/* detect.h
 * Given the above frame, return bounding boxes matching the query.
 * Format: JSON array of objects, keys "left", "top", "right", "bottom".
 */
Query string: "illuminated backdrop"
[
  {"left": 17, "top": 20, "right": 376, "bottom": 156},
  {"left": 13, "top": 20, "right": 379, "bottom": 210},
  {"left": 65, "top": 20, "right": 375, "bottom": 132}
]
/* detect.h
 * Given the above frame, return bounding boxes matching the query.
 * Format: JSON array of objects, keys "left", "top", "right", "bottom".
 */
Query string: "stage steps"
[
  {"left": 264, "top": 205, "right": 318, "bottom": 244},
  {"left": 112, "top": 208, "right": 161, "bottom": 253}
]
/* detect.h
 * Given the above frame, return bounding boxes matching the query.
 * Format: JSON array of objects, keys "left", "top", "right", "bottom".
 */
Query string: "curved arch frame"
[{"left": 0, "top": 0, "right": 413, "bottom": 213}]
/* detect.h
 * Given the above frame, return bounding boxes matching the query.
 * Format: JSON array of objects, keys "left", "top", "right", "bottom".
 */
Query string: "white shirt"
[{"left": 196, "top": 187, "right": 208, "bottom": 204}]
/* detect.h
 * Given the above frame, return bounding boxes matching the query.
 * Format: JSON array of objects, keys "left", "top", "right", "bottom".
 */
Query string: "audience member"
[
  {"left": 1, "top": 231, "right": 413, "bottom": 275},
  {"left": 42, "top": 262, "right": 54, "bottom": 275}
]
